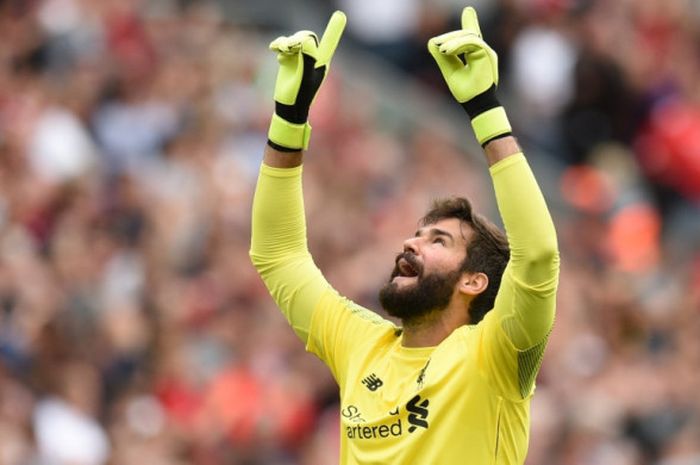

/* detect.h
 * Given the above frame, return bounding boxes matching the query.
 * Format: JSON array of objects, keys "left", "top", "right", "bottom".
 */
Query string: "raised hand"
[
  {"left": 428, "top": 7, "right": 511, "bottom": 146},
  {"left": 268, "top": 11, "right": 346, "bottom": 152}
]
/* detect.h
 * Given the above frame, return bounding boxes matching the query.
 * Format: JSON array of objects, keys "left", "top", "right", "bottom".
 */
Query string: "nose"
[{"left": 403, "top": 236, "right": 418, "bottom": 255}]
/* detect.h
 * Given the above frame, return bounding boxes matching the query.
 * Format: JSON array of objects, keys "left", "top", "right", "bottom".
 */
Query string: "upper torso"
[{"left": 308, "top": 291, "right": 533, "bottom": 465}]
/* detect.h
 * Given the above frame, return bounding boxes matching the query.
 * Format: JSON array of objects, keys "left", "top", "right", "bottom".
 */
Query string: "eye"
[{"left": 433, "top": 237, "right": 446, "bottom": 245}]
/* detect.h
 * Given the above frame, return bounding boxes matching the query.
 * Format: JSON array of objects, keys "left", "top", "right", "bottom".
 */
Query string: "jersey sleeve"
[
  {"left": 474, "top": 154, "right": 560, "bottom": 400},
  {"left": 249, "top": 163, "right": 395, "bottom": 383}
]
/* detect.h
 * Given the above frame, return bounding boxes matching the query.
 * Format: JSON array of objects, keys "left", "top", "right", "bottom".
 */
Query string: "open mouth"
[
  {"left": 398, "top": 258, "right": 419, "bottom": 277},
  {"left": 391, "top": 254, "right": 421, "bottom": 281}
]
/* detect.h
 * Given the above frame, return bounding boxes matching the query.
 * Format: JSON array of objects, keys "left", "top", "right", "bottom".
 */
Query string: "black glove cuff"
[
  {"left": 461, "top": 85, "right": 501, "bottom": 120},
  {"left": 275, "top": 102, "right": 309, "bottom": 125}
]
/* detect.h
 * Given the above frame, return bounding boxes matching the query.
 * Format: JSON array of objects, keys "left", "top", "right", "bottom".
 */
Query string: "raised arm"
[
  {"left": 487, "top": 136, "right": 559, "bottom": 342},
  {"left": 429, "top": 7, "right": 559, "bottom": 398},
  {"left": 249, "top": 12, "right": 346, "bottom": 342}
]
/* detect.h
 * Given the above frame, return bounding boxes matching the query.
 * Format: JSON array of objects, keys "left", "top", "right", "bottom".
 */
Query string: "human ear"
[{"left": 458, "top": 272, "right": 488, "bottom": 296}]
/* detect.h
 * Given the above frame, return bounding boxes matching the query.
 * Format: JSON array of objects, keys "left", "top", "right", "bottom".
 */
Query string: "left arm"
[
  {"left": 483, "top": 139, "right": 559, "bottom": 399},
  {"left": 429, "top": 7, "right": 559, "bottom": 398},
  {"left": 487, "top": 139, "right": 559, "bottom": 349}
]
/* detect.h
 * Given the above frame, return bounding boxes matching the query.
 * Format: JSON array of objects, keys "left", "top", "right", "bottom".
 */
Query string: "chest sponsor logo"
[
  {"left": 406, "top": 395, "right": 429, "bottom": 432},
  {"left": 361, "top": 373, "right": 384, "bottom": 391},
  {"left": 345, "top": 419, "right": 404, "bottom": 439},
  {"left": 343, "top": 395, "right": 431, "bottom": 440},
  {"left": 341, "top": 404, "right": 366, "bottom": 423}
]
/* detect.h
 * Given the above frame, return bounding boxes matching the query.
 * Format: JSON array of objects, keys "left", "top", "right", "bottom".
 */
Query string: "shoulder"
[{"left": 312, "top": 288, "right": 399, "bottom": 338}]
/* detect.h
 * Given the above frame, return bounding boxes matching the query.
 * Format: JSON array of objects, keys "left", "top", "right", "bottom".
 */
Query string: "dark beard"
[{"left": 378, "top": 266, "right": 462, "bottom": 325}]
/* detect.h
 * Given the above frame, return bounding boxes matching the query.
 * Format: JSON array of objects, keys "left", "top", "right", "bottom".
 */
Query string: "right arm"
[
  {"left": 250, "top": 12, "right": 345, "bottom": 342},
  {"left": 249, "top": 146, "right": 324, "bottom": 343},
  {"left": 249, "top": 14, "right": 394, "bottom": 381},
  {"left": 251, "top": 145, "right": 394, "bottom": 379},
  {"left": 249, "top": 13, "right": 346, "bottom": 342}
]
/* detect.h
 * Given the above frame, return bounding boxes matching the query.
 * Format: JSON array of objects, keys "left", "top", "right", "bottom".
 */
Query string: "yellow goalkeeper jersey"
[{"left": 250, "top": 154, "right": 559, "bottom": 465}]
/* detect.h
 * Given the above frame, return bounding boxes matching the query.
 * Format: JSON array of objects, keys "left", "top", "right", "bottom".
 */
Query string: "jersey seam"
[{"left": 493, "top": 397, "right": 503, "bottom": 465}]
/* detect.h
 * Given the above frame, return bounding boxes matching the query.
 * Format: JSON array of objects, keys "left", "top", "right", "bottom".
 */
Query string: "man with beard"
[{"left": 250, "top": 7, "right": 559, "bottom": 465}]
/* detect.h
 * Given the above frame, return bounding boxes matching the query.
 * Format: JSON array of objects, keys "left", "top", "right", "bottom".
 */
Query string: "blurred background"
[{"left": 0, "top": 0, "right": 698, "bottom": 464}]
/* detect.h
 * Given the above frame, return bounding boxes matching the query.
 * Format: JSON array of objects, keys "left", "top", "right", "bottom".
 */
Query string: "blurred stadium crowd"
[{"left": 0, "top": 0, "right": 698, "bottom": 464}]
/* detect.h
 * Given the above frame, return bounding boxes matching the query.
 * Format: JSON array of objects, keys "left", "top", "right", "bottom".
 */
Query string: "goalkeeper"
[{"left": 250, "top": 6, "right": 559, "bottom": 465}]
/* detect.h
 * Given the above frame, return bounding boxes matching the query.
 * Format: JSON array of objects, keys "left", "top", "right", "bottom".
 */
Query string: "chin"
[{"left": 379, "top": 268, "right": 462, "bottom": 321}]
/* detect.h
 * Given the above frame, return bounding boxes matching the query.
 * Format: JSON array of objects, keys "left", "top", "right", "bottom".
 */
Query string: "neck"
[{"left": 400, "top": 301, "right": 469, "bottom": 348}]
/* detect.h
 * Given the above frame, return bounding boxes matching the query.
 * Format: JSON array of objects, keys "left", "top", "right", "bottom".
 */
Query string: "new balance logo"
[
  {"left": 361, "top": 373, "right": 384, "bottom": 391},
  {"left": 406, "top": 395, "right": 429, "bottom": 432}
]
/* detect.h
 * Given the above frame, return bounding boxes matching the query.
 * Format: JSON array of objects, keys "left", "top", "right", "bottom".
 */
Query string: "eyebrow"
[{"left": 415, "top": 227, "right": 455, "bottom": 242}]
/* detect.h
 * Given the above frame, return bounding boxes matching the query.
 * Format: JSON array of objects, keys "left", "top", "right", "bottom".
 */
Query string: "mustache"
[{"left": 390, "top": 252, "right": 423, "bottom": 279}]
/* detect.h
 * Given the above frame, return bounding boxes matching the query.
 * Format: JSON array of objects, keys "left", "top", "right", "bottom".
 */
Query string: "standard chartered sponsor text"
[{"left": 346, "top": 418, "right": 404, "bottom": 439}]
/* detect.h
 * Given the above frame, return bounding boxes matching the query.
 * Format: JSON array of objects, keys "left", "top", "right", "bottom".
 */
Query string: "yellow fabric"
[
  {"left": 427, "top": 7, "right": 500, "bottom": 105},
  {"left": 268, "top": 114, "right": 312, "bottom": 151},
  {"left": 250, "top": 153, "right": 559, "bottom": 465},
  {"left": 270, "top": 11, "right": 346, "bottom": 105},
  {"left": 471, "top": 106, "right": 512, "bottom": 145}
]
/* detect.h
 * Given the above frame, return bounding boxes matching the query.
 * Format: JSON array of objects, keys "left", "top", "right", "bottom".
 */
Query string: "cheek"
[{"left": 425, "top": 249, "right": 464, "bottom": 274}]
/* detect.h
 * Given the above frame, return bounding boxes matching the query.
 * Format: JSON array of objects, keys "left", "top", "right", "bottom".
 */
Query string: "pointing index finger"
[
  {"left": 316, "top": 11, "right": 347, "bottom": 67},
  {"left": 461, "top": 6, "right": 482, "bottom": 38}
]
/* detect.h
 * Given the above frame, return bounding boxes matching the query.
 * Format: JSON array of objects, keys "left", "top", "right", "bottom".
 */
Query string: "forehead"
[{"left": 419, "top": 217, "right": 472, "bottom": 245}]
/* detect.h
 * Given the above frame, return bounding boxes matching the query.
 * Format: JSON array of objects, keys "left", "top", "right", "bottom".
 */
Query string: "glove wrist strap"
[
  {"left": 268, "top": 113, "right": 312, "bottom": 151},
  {"left": 470, "top": 107, "right": 512, "bottom": 147},
  {"left": 461, "top": 86, "right": 512, "bottom": 146}
]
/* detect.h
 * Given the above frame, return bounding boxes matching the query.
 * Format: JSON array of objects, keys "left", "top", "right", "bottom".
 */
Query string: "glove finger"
[
  {"left": 270, "top": 36, "right": 295, "bottom": 54},
  {"left": 317, "top": 10, "right": 347, "bottom": 67},
  {"left": 438, "top": 34, "right": 487, "bottom": 56},
  {"left": 461, "top": 6, "right": 482, "bottom": 38},
  {"left": 428, "top": 38, "right": 464, "bottom": 77},
  {"left": 430, "top": 30, "right": 469, "bottom": 47},
  {"left": 270, "top": 31, "right": 318, "bottom": 54},
  {"left": 301, "top": 33, "right": 320, "bottom": 60}
]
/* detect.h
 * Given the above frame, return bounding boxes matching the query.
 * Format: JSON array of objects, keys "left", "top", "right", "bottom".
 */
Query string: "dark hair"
[{"left": 420, "top": 197, "right": 510, "bottom": 324}]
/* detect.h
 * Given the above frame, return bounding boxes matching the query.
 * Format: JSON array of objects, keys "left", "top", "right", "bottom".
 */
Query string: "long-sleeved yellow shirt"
[{"left": 250, "top": 153, "right": 559, "bottom": 465}]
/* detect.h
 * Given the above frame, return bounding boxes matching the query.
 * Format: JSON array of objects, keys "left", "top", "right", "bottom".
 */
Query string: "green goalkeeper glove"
[
  {"left": 428, "top": 6, "right": 512, "bottom": 146},
  {"left": 267, "top": 11, "right": 346, "bottom": 152}
]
